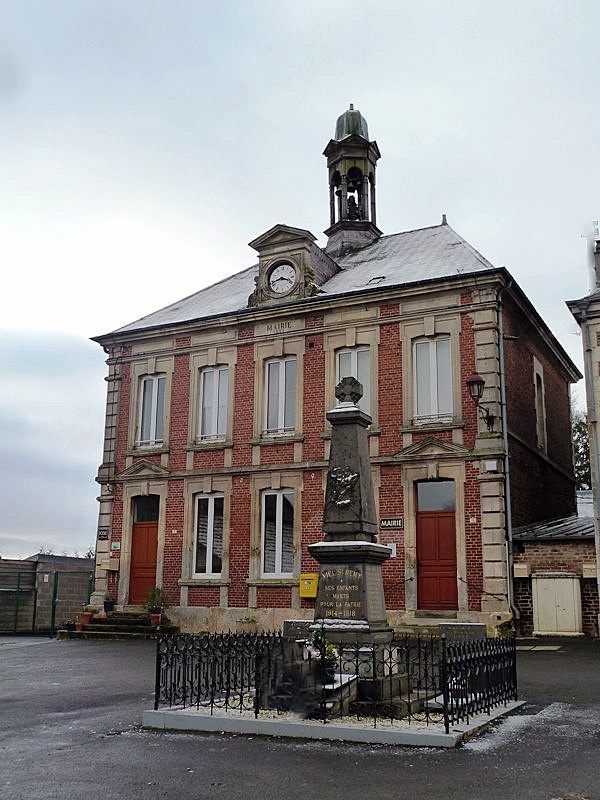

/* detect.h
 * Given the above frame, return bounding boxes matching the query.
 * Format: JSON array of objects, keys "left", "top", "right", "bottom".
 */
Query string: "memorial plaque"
[{"left": 317, "top": 566, "right": 363, "bottom": 620}]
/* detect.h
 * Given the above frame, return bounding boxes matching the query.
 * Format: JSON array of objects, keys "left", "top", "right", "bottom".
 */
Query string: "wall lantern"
[{"left": 466, "top": 373, "right": 496, "bottom": 431}]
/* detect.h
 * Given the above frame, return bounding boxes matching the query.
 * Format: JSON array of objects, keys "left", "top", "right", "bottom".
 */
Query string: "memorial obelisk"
[{"left": 308, "top": 377, "right": 392, "bottom": 643}]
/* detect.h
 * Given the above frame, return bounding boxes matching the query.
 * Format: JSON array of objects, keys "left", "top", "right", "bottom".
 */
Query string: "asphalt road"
[{"left": 1, "top": 635, "right": 599, "bottom": 800}]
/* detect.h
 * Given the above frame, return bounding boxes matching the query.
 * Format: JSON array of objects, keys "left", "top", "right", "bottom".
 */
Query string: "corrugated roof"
[
  {"left": 513, "top": 516, "right": 595, "bottom": 541},
  {"left": 105, "top": 223, "right": 495, "bottom": 336}
]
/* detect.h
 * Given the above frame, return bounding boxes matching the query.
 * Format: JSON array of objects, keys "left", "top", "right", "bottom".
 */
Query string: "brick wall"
[
  {"left": 102, "top": 290, "right": 579, "bottom": 623},
  {"left": 465, "top": 462, "right": 484, "bottom": 609},
  {"left": 503, "top": 298, "right": 576, "bottom": 527},
  {"left": 514, "top": 540, "right": 598, "bottom": 636},
  {"left": 303, "top": 331, "right": 325, "bottom": 462},
  {"left": 232, "top": 337, "right": 254, "bottom": 468},
  {"left": 229, "top": 477, "right": 250, "bottom": 607},
  {"left": 379, "top": 467, "right": 405, "bottom": 609},
  {"left": 378, "top": 318, "right": 402, "bottom": 457},
  {"left": 34, "top": 567, "right": 93, "bottom": 630},
  {"left": 168, "top": 351, "right": 191, "bottom": 471}
]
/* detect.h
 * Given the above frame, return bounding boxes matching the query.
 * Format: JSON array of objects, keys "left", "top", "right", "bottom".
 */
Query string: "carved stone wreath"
[{"left": 326, "top": 466, "right": 359, "bottom": 507}]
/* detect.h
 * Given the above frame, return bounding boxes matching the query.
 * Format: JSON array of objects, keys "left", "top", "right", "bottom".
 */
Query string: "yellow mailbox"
[{"left": 299, "top": 573, "right": 319, "bottom": 598}]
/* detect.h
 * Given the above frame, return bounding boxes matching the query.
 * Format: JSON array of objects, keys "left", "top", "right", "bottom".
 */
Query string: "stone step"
[
  {"left": 57, "top": 629, "right": 156, "bottom": 641},
  {"left": 104, "top": 612, "right": 153, "bottom": 624},
  {"left": 83, "top": 623, "right": 159, "bottom": 634}
]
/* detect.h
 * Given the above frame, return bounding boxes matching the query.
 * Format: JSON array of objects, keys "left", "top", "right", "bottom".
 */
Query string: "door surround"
[
  {"left": 402, "top": 460, "right": 467, "bottom": 614},
  {"left": 119, "top": 479, "right": 167, "bottom": 606}
]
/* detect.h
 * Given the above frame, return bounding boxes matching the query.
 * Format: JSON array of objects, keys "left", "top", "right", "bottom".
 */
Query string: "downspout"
[
  {"left": 497, "top": 286, "right": 520, "bottom": 624},
  {"left": 579, "top": 308, "right": 600, "bottom": 632}
]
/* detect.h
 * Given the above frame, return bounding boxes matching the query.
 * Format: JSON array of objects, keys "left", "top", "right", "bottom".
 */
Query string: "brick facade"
[
  {"left": 503, "top": 296, "right": 576, "bottom": 528},
  {"left": 91, "top": 281, "right": 579, "bottom": 635}
]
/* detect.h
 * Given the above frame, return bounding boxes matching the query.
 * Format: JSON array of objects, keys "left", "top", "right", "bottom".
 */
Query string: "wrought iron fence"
[
  {"left": 154, "top": 630, "right": 517, "bottom": 733},
  {"left": 442, "top": 635, "right": 518, "bottom": 731}
]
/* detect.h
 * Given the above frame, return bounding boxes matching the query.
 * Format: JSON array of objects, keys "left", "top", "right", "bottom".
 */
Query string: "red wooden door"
[
  {"left": 129, "top": 521, "right": 158, "bottom": 604},
  {"left": 416, "top": 510, "right": 458, "bottom": 610}
]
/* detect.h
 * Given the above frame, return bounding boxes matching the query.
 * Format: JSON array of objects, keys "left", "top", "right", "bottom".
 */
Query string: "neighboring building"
[
  {"left": 0, "top": 554, "right": 94, "bottom": 633},
  {"left": 567, "top": 234, "right": 600, "bottom": 636},
  {"left": 513, "top": 516, "right": 598, "bottom": 637},
  {"left": 91, "top": 106, "right": 580, "bottom": 635}
]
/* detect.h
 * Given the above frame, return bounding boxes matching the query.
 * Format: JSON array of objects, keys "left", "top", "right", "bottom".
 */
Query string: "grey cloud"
[{"left": 0, "top": 331, "right": 106, "bottom": 558}]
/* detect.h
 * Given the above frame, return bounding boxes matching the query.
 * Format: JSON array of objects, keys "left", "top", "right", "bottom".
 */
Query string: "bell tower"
[{"left": 323, "top": 104, "right": 382, "bottom": 257}]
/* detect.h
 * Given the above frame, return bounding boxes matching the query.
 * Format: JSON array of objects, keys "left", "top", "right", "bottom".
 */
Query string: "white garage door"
[{"left": 532, "top": 572, "right": 582, "bottom": 635}]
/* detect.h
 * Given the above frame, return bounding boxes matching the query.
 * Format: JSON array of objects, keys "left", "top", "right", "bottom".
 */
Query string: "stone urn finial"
[{"left": 335, "top": 376, "right": 363, "bottom": 405}]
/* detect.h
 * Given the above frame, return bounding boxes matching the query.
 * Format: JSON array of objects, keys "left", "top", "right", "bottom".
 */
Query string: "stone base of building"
[{"left": 161, "top": 606, "right": 513, "bottom": 637}]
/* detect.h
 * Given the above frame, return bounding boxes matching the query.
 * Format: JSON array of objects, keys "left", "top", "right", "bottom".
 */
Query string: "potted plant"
[
  {"left": 80, "top": 605, "right": 95, "bottom": 625},
  {"left": 145, "top": 586, "right": 168, "bottom": 626},
  {"left": 103, "top": 591, "right": 115, "bottom": 613},
  {"left": 64, "top": 620, "right": 75, "bottom": 632}
]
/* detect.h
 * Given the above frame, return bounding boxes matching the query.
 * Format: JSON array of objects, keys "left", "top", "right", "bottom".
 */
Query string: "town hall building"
[{"left": 91, "top": 105, "right": 580, "bottom": 635}]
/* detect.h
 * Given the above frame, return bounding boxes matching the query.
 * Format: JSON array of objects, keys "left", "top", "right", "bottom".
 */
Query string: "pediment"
[
  {"left": 248, "top": 224, "right": 316, "bottom": 253},
  {"left": 117, "top": 459, "right": 170, "bottom": 480},
  {"left": 393, "top": 436, "right": 470, "bottom": 462}
]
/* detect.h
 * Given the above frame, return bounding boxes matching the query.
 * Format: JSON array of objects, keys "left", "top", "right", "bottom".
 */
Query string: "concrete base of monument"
[
  {"left": 142, "top": 700, "right": 526, "bottom": 748},
  {"left": 308, "top": 540, "right": 393, "bottom": 644}
]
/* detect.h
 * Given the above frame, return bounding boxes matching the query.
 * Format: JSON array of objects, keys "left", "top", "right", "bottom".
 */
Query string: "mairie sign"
[{"left": 380, "top": 517, "right": 403, "bottom": 529}]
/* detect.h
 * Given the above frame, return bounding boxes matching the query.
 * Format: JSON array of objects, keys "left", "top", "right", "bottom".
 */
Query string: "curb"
[{"left": 142, "top": 700, "right": 525, "bottom": 748}]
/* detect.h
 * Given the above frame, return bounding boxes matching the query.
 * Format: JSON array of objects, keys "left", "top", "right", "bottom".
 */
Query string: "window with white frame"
[
  {"left": 264, "top": 357, "right": 296, "bottom": 435},
  {"left": 336, "top": 346, "right": 371, "bottom": 414},
  {"left": 262, "top": 490, "right": 294, "bottom": 576},
  {"left": 413, "top": 337, "right": 452, "bottom": 421},
  {"left": 137, "top": 374, "right": 166, "bottom": 446},
  {"left": 198, "top": 366, "right": 229, "bottom": 440},
  {"left": 194, "top": 494, "right": 224, "bottom": 576}
]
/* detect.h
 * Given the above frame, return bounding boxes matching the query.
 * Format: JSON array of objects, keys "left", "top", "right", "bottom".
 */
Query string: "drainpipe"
[
  {"left": 497, "top": 286, "right": 520, "bottom": 624},
  {"left": 579, "top": 307, "right": 600, "bottom": 632}
]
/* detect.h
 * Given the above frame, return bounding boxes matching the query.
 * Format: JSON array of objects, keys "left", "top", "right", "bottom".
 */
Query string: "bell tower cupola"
[{"left": 323, "top": 104, "right": 382, "bottom": 257}]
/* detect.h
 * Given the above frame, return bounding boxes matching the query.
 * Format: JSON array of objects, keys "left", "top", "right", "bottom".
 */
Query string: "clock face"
[{"left": 268, "top": 262, "right": 296, "bottom": 294}]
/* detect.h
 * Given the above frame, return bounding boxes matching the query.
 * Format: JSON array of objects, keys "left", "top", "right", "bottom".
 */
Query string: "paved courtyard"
[{"left": 1, "top": 635, "right": 599, "bottom": 800}]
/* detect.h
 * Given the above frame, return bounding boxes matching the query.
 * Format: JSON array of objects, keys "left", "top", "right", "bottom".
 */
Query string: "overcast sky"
[{"left": 1, "top": 1, "right": 599, "bottom": 558}]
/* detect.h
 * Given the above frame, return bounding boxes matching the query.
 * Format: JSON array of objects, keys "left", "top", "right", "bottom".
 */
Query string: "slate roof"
[
  {"left": 512, "top": 516, "right": 595, "bottom": 541},
  {"left": 107, "top": 223, "right": 495, "bottom": 336}
]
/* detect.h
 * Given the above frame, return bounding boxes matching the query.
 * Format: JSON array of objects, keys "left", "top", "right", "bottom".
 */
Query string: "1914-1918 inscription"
[{"left": 318, "top": 567, "right": 363, "bottom": 619}]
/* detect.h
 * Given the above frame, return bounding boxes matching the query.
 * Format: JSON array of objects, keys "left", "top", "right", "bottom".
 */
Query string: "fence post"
[
  {"left": 511, "top": 635, "right": 518, "bottom": 700},
  {"left": 87, "top": 570, "right": 94, "bottom": 604},
  {"left": 13, "top": 572, "right": 21, "bottom": 633},
  {"left": 153, "top": 630, "right": 162, "bottom": 710},
  {"left": 440, "top": 633, "right": 450, "bottom": 735},
  {"left": 254, "top": 640, "right": 263, "bottom": 719},
  {"left": 50, "top": 572, "right": 59, "bottom": 639}
]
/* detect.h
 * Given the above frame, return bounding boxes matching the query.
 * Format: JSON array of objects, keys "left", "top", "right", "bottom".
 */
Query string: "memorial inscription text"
[{"left": 319, "top": 567, "right": 363, "bottom": 619}]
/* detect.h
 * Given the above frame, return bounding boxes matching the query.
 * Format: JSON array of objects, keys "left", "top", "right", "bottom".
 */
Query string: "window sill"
[
  {"left": 179, "top": 578, "right": 230, "bottom": 587},
  {"left": 250, "top": 434, "right": 305, "bottom": 446},
  {"left": 186, "top": 440, "right": 234, "bottom": 452},
  {"left": 247, "top": 578, "right": 297, "bottom": 587},
  {"left": 400, "top": 419, "right": 465, "bottom": 433},
  {"left": 127, "top": 446, "right": 170, "bottom": 456}
]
